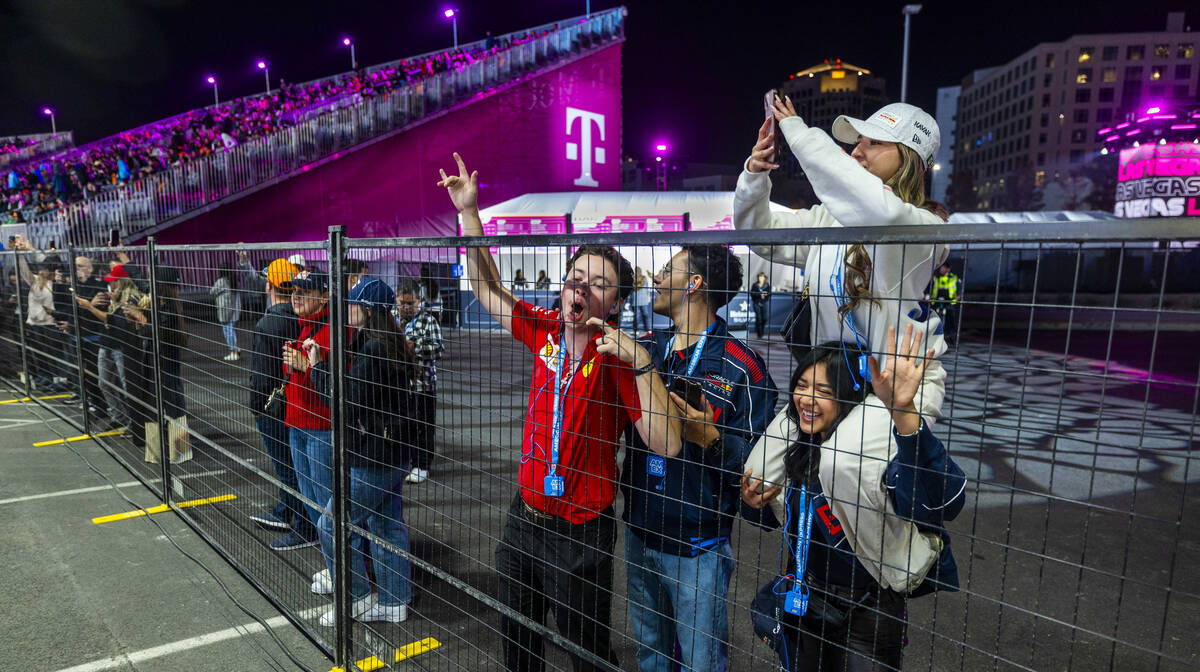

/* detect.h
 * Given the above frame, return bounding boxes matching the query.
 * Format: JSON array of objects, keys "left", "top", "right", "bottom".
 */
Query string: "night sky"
[{"left": 1, "top": 0, "right": 1192, "bottom": 166}]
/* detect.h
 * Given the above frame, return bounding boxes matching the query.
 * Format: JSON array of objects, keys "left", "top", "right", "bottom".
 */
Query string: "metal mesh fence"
[{"left": 1, "top": 219, "right": 1197, "bottom": 672}]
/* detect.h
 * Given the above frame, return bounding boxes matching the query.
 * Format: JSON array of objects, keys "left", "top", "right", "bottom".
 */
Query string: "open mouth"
[
  {"left": 567, "top": 300, "right": 586, "bottom": 322},
  {"left": 800, "top": 408, "right": 820, "bottom": 424}
]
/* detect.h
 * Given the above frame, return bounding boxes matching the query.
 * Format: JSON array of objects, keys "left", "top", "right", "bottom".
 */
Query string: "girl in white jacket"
[{"left": 737, "top": 99, "right": 952, "bottom": 595}]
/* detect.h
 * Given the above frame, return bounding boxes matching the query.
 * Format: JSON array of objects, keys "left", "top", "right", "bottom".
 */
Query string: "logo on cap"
[
  {"left": 912, "top": 120, "right": 933, "bottom": 137},
  {"left": 912, "top": 134, "right": 923, "bottom": 145},
  {"left": 876, "top": 112, "right": 899, "bottom": 128}
]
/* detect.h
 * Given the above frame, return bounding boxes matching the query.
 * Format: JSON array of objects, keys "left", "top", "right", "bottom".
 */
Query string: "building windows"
[
  {"left": 1045, "top": 53, "right": 1056, "bottom": 68},
  {"left": 1176, "top": 64, "right": 1192, "bottom": 80},
  {"left": 1070, "top": 149, "right": 1085, "bottom": 163},
  {"left": 1101, "top": 67, "right": 1117, "bottom": 83},
  {"left": 1074, "top": 109, "right": 1090, "bottom": 123},
  {"left": 1150, "top": 66, "right": 1164, "bottom": 81},
  {"left": 1125, "top": 66, "right": 1143, "bottom": 80},
  {"left": 1078, "top": 47, "right": 1094, "bottom": 62},
  {"left": 1174, "top": 85, "right": 1189, "bottom": 97},
  {"left": 1042, "top": 93, "right": 1051, "bottom": 106},
  {"left": 1180, "top": 43, "right": 1195, "bottom": 58},
  {"left": 1097, "top": 108, "right": 1113, "bottom": 122},
  {"left": 1127, "top": 45, "right": 1144, "bottom": 61},
  {"left": 1076, "top": 68, "right": 1092, "bottom": 84},
  {"left": 1102, "top": 45, "right": 1118, "bottom": 61},
  {"left": 1040, "top": 112, "right": 1049, "bottom": 127},
  {"left": 1099, "top": 87, "right": 1114, "bottom": 102},
  {"left": 1075, "top": 88, "right": 1092, "bottom": 103},
  {"left": 1149, "top": 84, "right": 1163, "bottom": 97},
  {"left": 1039, "top": 133, "right": 1048, "bottom": 145},
  {"left": 1043, "top": 73, "right": 1053, "bottom": 87},
  {"left": 1153, "top": 43, "right": 1170, "bottom": 58}
]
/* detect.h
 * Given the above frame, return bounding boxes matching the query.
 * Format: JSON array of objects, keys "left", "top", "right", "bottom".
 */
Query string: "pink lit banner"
[
  {"left": 1115, "top": 142, "right": 1200, "bottom": 218},
  {"left": 573, "top": 215, "right": 686, "bottom": 234},
  {"left": 689, "top": 214, "right": 737, "bottom": 232},
  {"left": 481, "top": 215, "right": 569, "bottom": 236}
]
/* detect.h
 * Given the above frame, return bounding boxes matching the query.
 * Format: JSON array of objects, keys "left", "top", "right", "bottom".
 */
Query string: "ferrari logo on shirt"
[
  {"left": 580, "top": 356, "right": 597, "bottom": 379},
  {"left": 539, "top": 336, "right": 561, "bottom": 373}
]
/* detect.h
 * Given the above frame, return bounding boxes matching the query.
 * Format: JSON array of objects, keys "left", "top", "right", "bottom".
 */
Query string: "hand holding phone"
[
  {"left": 671, "top": 376, "right": 705, "bottom": 410},
  {"left": 764, "top": 89, "right": 782, "bottom": 165}
]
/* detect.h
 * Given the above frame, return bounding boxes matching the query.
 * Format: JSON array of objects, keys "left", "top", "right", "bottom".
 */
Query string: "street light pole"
[
  {"left": 207, "top": 76, "right": 219, "bottom": 107},
  {"left": 42, "top": 108, "right": 56, "bottom": 135},
  {"left": 343, "top": 38, "right": 355, "bottom": 70},
  {"left": 444, "top": 10, "right": 458, "bottom": 49},
  {"left": 654, "top": 143, "right": 668, "bottom": 191},
  {"left": 900, "top": 4, "right": 922, "bottom": 103},
  {"left": 257, "top": 61, "right": 270, "bottom": 95}
]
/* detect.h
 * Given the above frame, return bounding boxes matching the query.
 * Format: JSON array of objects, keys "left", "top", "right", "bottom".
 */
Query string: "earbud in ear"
[{"left": 686, "top": 283, "right": 695, "bottom": 290}]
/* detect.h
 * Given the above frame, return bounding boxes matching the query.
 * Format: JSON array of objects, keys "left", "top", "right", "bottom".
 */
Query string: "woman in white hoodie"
[{"left": 737, "top": 99, "right": 952, "bottom": 597}]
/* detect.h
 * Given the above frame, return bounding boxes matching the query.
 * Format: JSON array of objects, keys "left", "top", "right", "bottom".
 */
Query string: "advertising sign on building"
[{"left": 1114, "top": 142, "right": 1200, "bottom": 218}]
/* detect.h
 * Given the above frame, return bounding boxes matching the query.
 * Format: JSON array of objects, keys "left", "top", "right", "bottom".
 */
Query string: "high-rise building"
[
  {"left": 777, "top": 60, "right": 890, "bottom": 134},
  {"left": 932, "top": 85, "right": 962, "bottom": 203},
  {"left": 948, "top": 11, "right": 1198, "bottom": 210}
]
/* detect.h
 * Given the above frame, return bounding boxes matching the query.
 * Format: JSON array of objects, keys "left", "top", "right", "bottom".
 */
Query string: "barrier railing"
[
  {"left": 2, "top": 218, "right": 1197, "bottom": 671},
  {"left": 13, "top": 8, "right": 626, "bottom": 251}
]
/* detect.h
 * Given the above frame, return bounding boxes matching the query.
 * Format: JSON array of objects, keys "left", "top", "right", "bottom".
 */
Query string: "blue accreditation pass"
[
  {"left": 646, "top": 455, "right": 666, "bottom": 477},
  {"left": 543, "top": 474, "right": 565, "bottom": 497},
  {"left": 785, "top": 584, "right": 809, "bottom": 616}
]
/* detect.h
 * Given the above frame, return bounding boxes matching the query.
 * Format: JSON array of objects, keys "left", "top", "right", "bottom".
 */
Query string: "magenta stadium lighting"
[
  {"left": 342, "top": 37, "right": 356, "bottom": 69},
  {"left": 42, "top": 107, "right": 56, "bottom": 135},
  {"left": 1098, "top": 102, "right": 1200, "bottom": 218},
  {"left": 443, "top": 9, "right": 455, "bottom": 18}
]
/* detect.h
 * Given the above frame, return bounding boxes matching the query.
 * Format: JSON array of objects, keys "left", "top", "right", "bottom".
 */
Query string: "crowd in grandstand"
[
  {"left": 4, "top": 90, "right": 965, "bottom": 671},
  {"left": 2, "top": 26, "right": 554, "bottom": 223}
]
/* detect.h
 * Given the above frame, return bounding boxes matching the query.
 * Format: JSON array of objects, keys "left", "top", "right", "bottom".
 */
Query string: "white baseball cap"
[
  {"left": 832, "top": 103, "right": 940, "bottom": 167},
  {"left": 287, "top": 253, "right": 307, "bottom": 268}
]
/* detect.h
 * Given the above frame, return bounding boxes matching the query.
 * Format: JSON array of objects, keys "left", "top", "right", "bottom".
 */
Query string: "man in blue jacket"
[{"left": 607, "top": 245, "right": 778, "bottom": 672}]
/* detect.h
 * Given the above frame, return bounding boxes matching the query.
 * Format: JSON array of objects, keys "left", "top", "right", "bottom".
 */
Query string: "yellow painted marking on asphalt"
[
  {"left": 91, "top": 494, "right": 237, "bottom": 525},
  {"left": 0, "top": 393, "right": 72, "bottom": 404},
  {"left": 354, "top": 637, "right": 442, "bottom": 670},
  {"left": 33, "top": 429, "right": 125, "bottom": 447}
]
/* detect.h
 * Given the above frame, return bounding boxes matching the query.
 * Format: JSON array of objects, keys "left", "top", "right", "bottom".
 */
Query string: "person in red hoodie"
[{"left": 276, "top": 270, "right": 332, "bottom": 551}]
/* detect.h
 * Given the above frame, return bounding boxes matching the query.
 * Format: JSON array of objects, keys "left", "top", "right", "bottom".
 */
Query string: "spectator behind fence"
[
  {"left": 65, "top": 256, "right": 108, "bottom": 413},
  {"left": 534, "top": 269, "right": 550, "bottom": 290},
  {"left": 394, "top": 277, "right": 444, "bottom": 485},
  {"left": 306, "top": 277, "right": 415, "bottom": 626},
  {"left": 84, "top": 264, "right": 144, "bottom": 438},
  {"left": 345, "top": 258, "right": 369, "bottom": 292},
  {"left": 211, "top": 262, "right": 242, "bottom": 362},
  {"left": 244, "top": 258, "right": 314, "bottom": 548},
  {"left": 22, "top": 260, "right": 67, "bottom": 392},
  {"left": 440, "top": 152, "right": 673, "bottom": 672},
  {"left": 735, "top": 101, "right": 951, "bottom": 567},
  {"left": 593, "top": 245, "right": 778, "bottom": 672},
  {"left": 751, "top": 271, "right": 771, "bottom": 339},
  {"left": 277, "top": 270, "right": 334, "bottom": 552},
  {"left": 741, "top": 331, "right": 965, "bottom": 670},
  {"left": 123, "top": 264, "right": 191, "bottom": 463}
]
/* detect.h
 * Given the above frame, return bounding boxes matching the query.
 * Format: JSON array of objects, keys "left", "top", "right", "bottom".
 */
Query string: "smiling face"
[
  {"left": 792, "top": 363, "right": 839, "bottom": 438},
  {"left": 850, "top": 135, "right": 903, "bottom": 182},
  {"left": 291, "top": 288, "right": 328, "bottom": 318},
  {"left": 560, "top": 253, "right": 621, "bottom": 327}
]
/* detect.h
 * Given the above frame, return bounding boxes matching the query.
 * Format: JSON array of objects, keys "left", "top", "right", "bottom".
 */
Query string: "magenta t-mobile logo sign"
[{"left": 565, "top": 107, "right": 606, "bottom": 188}]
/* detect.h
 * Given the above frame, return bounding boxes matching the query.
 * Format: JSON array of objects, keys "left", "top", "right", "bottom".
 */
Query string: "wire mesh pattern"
[{"left": 0, "top": 220, "right": 1197, "bottom": 672}]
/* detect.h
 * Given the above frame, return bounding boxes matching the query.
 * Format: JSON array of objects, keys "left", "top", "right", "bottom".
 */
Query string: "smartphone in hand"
[
  {"left": 671, "top": 376, "right": 706, "bottom": 410},
  {"left": 764, "top": 89, "right": 782, "bottom": 165}
]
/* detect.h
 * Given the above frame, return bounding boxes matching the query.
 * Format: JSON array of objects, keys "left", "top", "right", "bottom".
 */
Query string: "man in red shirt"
[{"left": 439, "top": 153, "right": 677, "bottom": 671}]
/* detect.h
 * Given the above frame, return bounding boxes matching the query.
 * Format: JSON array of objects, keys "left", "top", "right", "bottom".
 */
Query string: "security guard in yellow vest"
[{"left": 931, "top": 263, "right": 960, "bottom": 344}]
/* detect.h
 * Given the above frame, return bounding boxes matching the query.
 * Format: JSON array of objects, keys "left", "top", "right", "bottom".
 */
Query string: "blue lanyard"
[
  {"left": 792, "top": 484, "right": 814, "bottom": 580},
  {"left": 548, "top": 329, "right": 576, "bottom": 477},
  {"left": 664, "top": 322, "right": 716, "bottom": 378}
]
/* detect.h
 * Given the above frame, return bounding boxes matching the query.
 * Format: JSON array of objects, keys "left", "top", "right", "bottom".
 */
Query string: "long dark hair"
[
  {"left": 218, "top": 261, "right": 238, "bottom": 291},
  {"left": 784, "top": 341, "right": 870, "bottom": 483},
  {"left": 361, "top": 306, "right": 414, "bottom": 379}
]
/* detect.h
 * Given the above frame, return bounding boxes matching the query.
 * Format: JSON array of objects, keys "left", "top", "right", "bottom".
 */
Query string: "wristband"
[{"left": 633, "top": 361, "right": 656, "bottom": 376}]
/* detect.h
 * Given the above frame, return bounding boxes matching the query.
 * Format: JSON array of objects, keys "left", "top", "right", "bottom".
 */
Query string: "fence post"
[
  {"left": 65, "top": 246, "right": 93, "bottom": 437},
  {"left": 145, "top": 237, "right": 173, "bottom": 501},
  {"left": 327, "top": 225, "right": 351, "bottom": 668},
  {"left": 11, "top": 248, "right": 33, "bottom": 397}
]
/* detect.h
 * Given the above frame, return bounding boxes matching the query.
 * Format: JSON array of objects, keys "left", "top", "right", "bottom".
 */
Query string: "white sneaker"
[
  {"left": 360, "top": 603, "right": 408, "bottom": 624},
  {"left": 319, "top": 594, "right": 376, "bottom": 627},
  {"left": 311, "top": 568, "right": 333, "bottom": 595},
  {"left": 223, "top": 351, "right": 239, "bottom": 361},
  {"left": 406, "top": 467, "right": 429, "bottom": 484}
]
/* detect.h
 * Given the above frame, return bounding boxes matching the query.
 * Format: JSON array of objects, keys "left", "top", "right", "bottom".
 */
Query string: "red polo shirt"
[{"left": 512, "top": 300, "right": 641, "bottom": 524}]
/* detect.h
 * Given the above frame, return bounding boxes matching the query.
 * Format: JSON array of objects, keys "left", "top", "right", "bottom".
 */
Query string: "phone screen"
[
  {"left": 671, "top": 376, "right": 705, "bottom": 410},
  {"left": 108, "top": 228, "right": 120, "bottom": 247}
]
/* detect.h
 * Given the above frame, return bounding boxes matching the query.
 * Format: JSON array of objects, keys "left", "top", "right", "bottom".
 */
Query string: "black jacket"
[
  {"left": 311, "top": 331, "right": 413, "bottom": 469},
  {"left": 249, "top": 301, "right": 301, "bottom": 418}
]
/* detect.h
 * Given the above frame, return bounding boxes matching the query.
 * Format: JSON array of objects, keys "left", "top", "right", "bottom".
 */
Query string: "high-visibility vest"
[{"left": 934, "top": 273, "right": 958, "bottom": 304}]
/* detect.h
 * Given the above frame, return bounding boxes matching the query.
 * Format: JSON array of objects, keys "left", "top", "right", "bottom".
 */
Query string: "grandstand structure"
[{"left": 7, "top": 7, "right": 625, "bottom": 249}]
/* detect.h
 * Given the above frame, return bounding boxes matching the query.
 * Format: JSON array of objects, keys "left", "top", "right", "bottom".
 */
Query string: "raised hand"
[
  {"left": 747, "top": 117, "right": 779, "bottom": 174},
  {"left": 867, "top": 324, "right": 936, "bottom": 434},
  {"left": 740, "top": 469, "right": 782, "bottom": 510},
  {"left": 437, "top": 152, "right": 479, "bottom": 213},
  {"left": 587, "top": 317, "right": 643, "bottom": 365},
  {"left": 771, "top": 94, "right": 799, "bottom": 121}
]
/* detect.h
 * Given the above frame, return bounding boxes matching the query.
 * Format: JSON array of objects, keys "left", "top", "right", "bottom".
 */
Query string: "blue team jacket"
[{"left": 621, "top": 318, "right": 778, "bottom": 557}]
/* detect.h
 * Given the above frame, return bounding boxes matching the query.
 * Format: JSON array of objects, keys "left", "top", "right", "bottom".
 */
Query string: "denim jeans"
[
  {"left": 624, "top": 527, "right": 735, "bottom": 672},
  {"left": 288, "top": 427, "right": 333, "bottom": 528},
  {"left": 97, "top": 346, "right": 129, "bottom": 424},
  {"left": 256, "top": 415, "right": 314, "bottom": 539},
  {"left": 221, "top": 321, "right": 238, "bottom": 351},
  {"left": 317, "top": 464, "right": 413, "bottom": 606}
]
